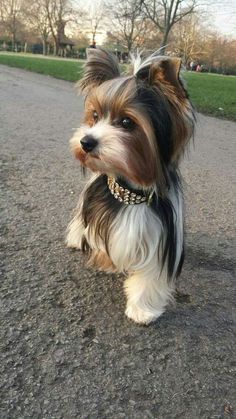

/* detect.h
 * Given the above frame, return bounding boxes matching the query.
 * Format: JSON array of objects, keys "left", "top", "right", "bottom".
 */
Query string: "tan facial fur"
[
  {"left": 71, "top": 77, "right": 166, "bottom": 188},
  {"left": 67, "top": 49, "right": 196, "bottom": 325}
]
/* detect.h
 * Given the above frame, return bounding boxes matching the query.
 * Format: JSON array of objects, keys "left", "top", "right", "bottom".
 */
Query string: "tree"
[
  {"left": 107, "top": 0, "right": 147, "bottom": 53},
  {"left": 140, "top": 0, "right": 197, "bottom": 54},
  {"left": 23, "top": 0, "right": 51, "bottom": 55},
  {"left": 0, "top": 0, "right": 24, "bottom": 50},
  {"left": 170, "top": 17, "right": 236, "bottom": 74},
  {"left": 204, "top": 34, "right": 236, "bottom": 74},
  {"left": 88, "top": 0, "right": 104, "bottom": 46},
  {"left": 44, "top": 0, "right": 80, "bottom": 55},
  {"left": 170, "top": 12, "right": 207, "bottom": 65}
]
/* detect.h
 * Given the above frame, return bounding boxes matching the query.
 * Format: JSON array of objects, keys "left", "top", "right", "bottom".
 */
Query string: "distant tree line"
[{"left": 0, "top": 0, "right": 235, "bottom": 74}]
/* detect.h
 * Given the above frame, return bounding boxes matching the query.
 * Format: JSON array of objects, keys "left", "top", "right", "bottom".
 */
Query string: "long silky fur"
[
  {"left": 79, "top": 48, "right": 120, "bottom": 94},
  {"left": 150, "top": 171, "right": 184, "bottom": 279},
  {"left": 81, "top": 173, "right": 183, "bottom": 280},
  {"left": 67, "top": 48, "right": 195, "bottom": 324},
  {"left": 82, "top": 174, "right": 123, "bottom": 254}
]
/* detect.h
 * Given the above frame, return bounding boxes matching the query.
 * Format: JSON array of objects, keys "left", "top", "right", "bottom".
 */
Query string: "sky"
[
  {"left": 84, "top": 0, "right": 236, "bottom": 38},
  {"left": 208, "top": 0, "right": 236, "bottom": 36}
]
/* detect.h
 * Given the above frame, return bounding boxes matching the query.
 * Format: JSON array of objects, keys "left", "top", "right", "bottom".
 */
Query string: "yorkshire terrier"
[{"left": 66, "top": 48, "right": 194, "bottom": 324}]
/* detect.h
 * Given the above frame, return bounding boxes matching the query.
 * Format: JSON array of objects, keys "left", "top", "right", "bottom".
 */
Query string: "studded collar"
[{"left": 107, "top": 176, "right": 154, "bottom": 205}]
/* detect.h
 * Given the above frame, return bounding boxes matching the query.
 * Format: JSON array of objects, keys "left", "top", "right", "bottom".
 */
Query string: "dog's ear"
[
  {"left": 136, "top": 57, "right": 184, "bottom": 96},
  {"left": 78, "top": 48, "right": 120, "bottom": 94}
]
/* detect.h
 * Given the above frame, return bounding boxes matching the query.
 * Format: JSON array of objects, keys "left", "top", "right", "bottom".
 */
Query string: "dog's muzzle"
[{"left": 80, "top": 135, "right": 98, "bottom": 153}]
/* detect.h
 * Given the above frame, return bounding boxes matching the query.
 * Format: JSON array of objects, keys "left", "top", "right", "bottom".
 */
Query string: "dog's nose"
[{"left": 80, "top": 135, "right": 98, "bottom": 153}]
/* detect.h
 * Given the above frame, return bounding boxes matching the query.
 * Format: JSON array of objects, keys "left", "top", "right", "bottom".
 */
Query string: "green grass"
[
  {"left": 0, "top": 53, "right": 235, "bottom": 121},
  {"left": 183, "top": 72, "right": 236, "bottom": 121},
  {"left": 0, "top": 53, "right": 84, "bottom": 82}
]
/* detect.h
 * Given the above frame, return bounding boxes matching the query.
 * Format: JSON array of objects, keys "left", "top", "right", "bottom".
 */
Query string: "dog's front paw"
[
  {"left": 66, "top": 228, "right": 82, "bottom": 250},
  {"left": 66, "top": 238, "right": 82, "bottom": 250},
  {"left": 125, "top": 304, "right": 164, "bottom": 325},
  {"left": 66, "top": 231, "right": 82, "bottom": 250},
  {"left": 66, "top": 217, "right": 85, "bottom": 250}
]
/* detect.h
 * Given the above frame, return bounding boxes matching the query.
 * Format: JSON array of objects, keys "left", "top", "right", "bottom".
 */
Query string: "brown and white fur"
[{"left": 66, "top": 48, "right": 195, "bottom": 325}]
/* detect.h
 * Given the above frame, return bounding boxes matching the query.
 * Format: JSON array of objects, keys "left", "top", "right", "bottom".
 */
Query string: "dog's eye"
[
  {"left": 93, "top": 110, "right": 98, "bottom": 123},
  {"left": 121, "top": 117, "right": 134, "bottom": 130}
]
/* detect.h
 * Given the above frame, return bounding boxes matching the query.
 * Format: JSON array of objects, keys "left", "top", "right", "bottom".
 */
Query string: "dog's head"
[{"left": 71, "top": 48, "right": 194, "bottom": 191}]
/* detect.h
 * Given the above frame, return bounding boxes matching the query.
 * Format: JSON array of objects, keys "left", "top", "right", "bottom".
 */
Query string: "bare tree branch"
[
  {"left": 107, "top": 0, "right": 148, "bottom": 52},
  {"left": 140, "top": 0, "right": 198, "bottom": 53}
]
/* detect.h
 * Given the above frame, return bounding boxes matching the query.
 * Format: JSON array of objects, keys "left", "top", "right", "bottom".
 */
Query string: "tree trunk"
[
  {"left": 53, "top": 40, "right": 59, "bottom": 56},
  {"left": 160, "top": 29, "right": 170, "bottom": 55},
  {"left": 12, "top": 13, "right": 17, "bottom": 52},
  {"left": 127, "top": 38, "right": 132, "bottom": 53},
  {"left": 42, "top": 39, "right": 47, "bottom": 55},
  {"left": 12, "top": 32, "right": 16, "bottom": 52},
  {"left": 51, "top": 30, "right": 60, "bottom": 56}
]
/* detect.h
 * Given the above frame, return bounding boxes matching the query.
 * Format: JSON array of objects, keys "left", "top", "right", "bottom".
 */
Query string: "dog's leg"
[
  {"left": 66, "top": 212, "right": 85, "bottom": 249},
  {"left": 124, "top": 264, "right": 174, "bottom": 325},
  {"left": 66, "top": 174, "right": 99, "bottom": 249},
  {"left": 88, "top": 250, "right": 116, "bottom": 273}
]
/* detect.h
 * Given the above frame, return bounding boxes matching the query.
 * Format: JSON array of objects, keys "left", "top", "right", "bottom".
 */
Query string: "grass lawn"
[
  {"left": 0, "top": 53, "right": 235, "bottom": 121},
  {"left": 183, "top": 72, "right": 236, "bottom": 121},
  {"left": 0, "top": 53, "right": 84, "bottom": 82}
]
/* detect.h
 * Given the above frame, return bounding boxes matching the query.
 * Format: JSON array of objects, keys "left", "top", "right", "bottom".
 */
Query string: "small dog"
[{"left": 66, "top": 48, "right": 194, "bottom": 324}]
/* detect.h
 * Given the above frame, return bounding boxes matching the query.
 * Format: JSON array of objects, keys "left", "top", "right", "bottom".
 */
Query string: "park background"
[
  {"left": 0, "top": 0, "right": 236, "bottom": 121},
  {"left": 1, "top": 1, "right": 236, "bottom": 419}
]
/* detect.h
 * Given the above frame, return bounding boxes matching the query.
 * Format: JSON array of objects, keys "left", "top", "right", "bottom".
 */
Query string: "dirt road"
[{"left": 1, "top": 65, "right": 235, "bottom": 419}]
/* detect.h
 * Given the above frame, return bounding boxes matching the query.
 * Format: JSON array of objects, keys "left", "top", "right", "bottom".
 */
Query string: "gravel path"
[{"left": 1, "top": 65, "right": 235, "bottom": 419}]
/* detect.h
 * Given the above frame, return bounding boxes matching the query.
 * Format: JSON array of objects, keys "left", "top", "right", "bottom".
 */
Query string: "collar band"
[{"left": 107, "top": 176, "right": 154, "bottom": 205}]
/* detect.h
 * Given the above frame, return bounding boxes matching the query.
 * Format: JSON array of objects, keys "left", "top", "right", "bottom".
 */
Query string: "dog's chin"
[
  {"left": 73, "top": 146, "right": 149, "bottom": 187},
  {"left": 85, "top": 156, "right": 107, "bottom": 173},
  {"left": 73, "top": 147, "right": 108, "bottom": 173}
]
